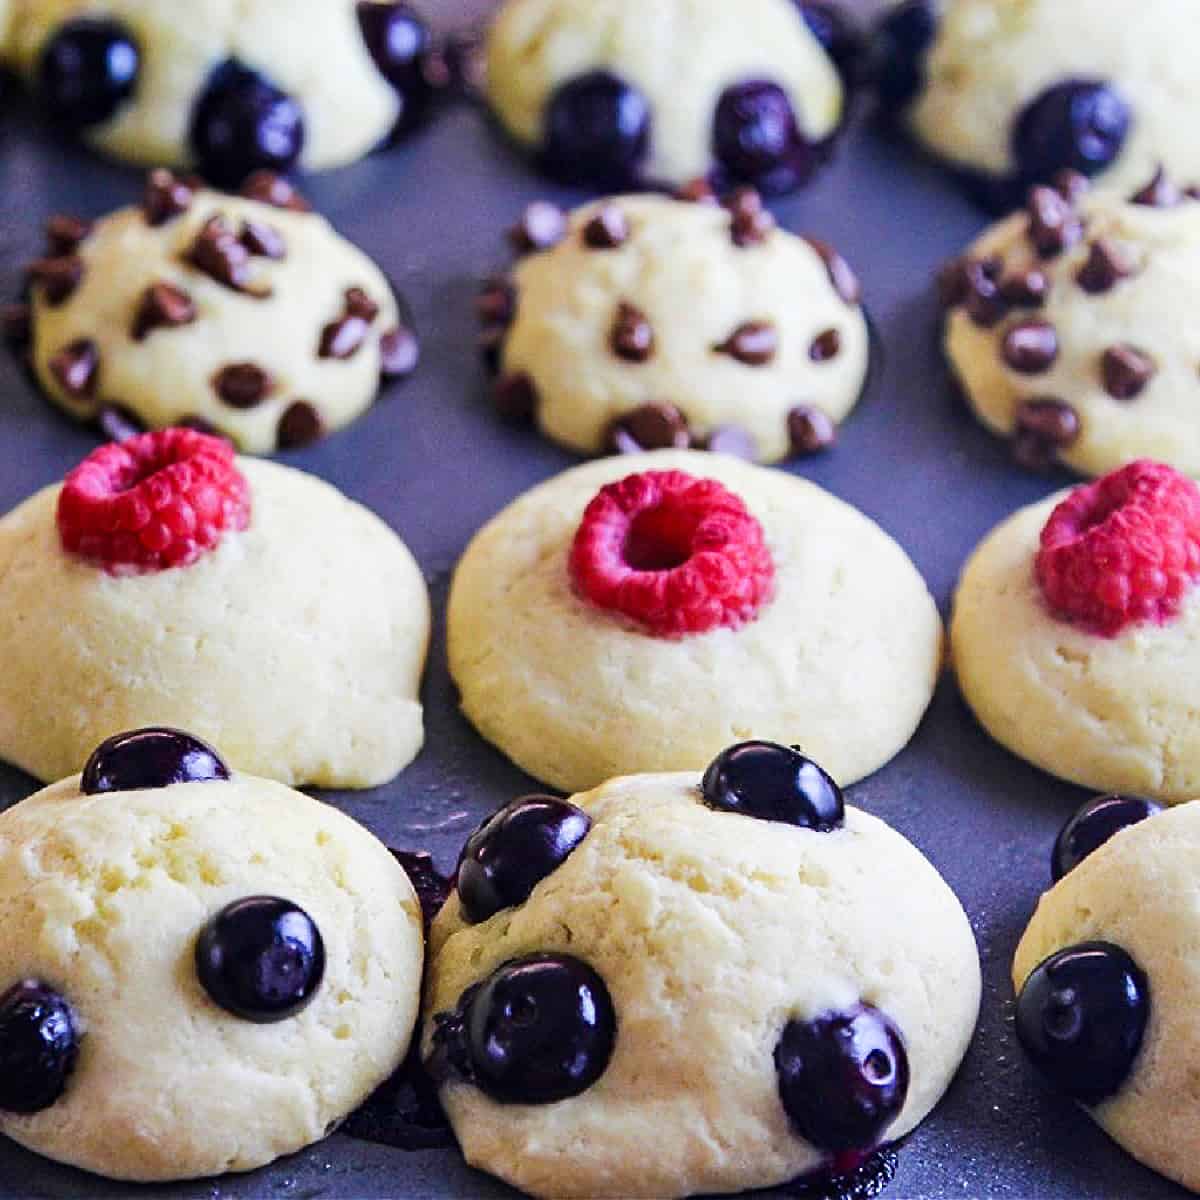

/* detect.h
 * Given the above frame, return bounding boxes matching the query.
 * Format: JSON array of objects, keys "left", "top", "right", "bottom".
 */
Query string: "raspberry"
[
  {"left": 1035, "top": 460, "right": 1200, "bottom": 637},
  {"left": 56, "top": 429, "right": 251, "bottom": 574},
  {"left": 569, "top": 470, "right": 775, "bottom": 637}
]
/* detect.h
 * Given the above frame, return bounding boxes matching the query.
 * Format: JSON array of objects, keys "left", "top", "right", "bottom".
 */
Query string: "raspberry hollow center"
[{"left": 624, "top": 502, "right": 703, "bottom": 571}]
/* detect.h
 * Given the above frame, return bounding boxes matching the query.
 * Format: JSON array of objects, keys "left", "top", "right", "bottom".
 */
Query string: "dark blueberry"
[
  {"left": 542, "top": 70, "right": 650, "bottom": 187},
  {"left": 189, "top": 59, "right": 305, "bottom": 188},
  {"left": 701, "top": 741, "right": 844, "bottom": 831},
  {"left": 356, "top": 2, "right": 434, "bottom": 138},
  {"left": 0, "top": 980, "right": 80, "bottom": 1114},
  {"left": 1052, "top": 794, "right": 1163, "bottom": 881},
  {"left": 439, "top": 954, "right": 615, "bottom": 1104},
  {"left": 457, "top": 797, "right": 592, "bottom": 925},
  {"left": 713, "top": 81, "right": 818, "bottom": 193},
  {"left": 195, "top": 896, "right": 325, "bottom": 1023},
  {"left": 872, "top": 0, "right": 937, "bottom": 109},
  {"left": 81, "top": 727, "right": 229, "bottom": 795},
  {"left": 38, "top": 18, "right": 139, "bottom": 129},
  {"left": 1012, "top": 80, "right": 1130, "bottom": 184},
  {"left": 1015, "top": 942, "right": 1148, "bottom": 1105},
  {"left": 797, "top": 3, "right": 865, "bottom": 85},
  {"left": 775, "top": 1006, "right": 909, "bottom": 1151}
]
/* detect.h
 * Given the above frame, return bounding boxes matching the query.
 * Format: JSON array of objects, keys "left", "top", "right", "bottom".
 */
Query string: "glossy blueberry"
[
  {"left": 713, "top": 81, "right": 818, "bottom": 193},
  {"left": 439, "top": 954, "right": 615, "bottom": 1104},
  {"left": 457, "top": 796, "right": 592, "bottom": 925},
  {"left": 542, "top": 70, "right": 650, "bottom": 186},
  {"left": 702, "top": 741, "right": 844, "bottom": 830},
  {"left": 1015, "top": 941, "right": 1148, "bottom": 1106},
  {"left": 0, "top": 980, "right": 80, "bottom": 1114},
  {"left": 797, "top": 2, "right": 865, "bottom": 85},
  {"left": 356, "top": 2, "right": 433, "bottom": 138},
  {"left": 81, "top": 727, "right": 230, "bottom": 795},
  {"left": 1052, "top": 794, "right": 1163, "bottom": 882},
  {"left": 38, "top": 18, "right": 140, "bottom": 129},
  {"left": 872, "top": 0, "right": 937, "bottom": 109},
  {"left": 1012, "top": 80, "right": 1130, "bottom": 183},
  {"left": 775, "top": 1006, "right": 909, "bottom": 1151},
  {"left": 195, "top": 896, "right": 325, "bottom": 1023},
  {"left": 189, "top": 59, "right": 305, "bottom": 188}
]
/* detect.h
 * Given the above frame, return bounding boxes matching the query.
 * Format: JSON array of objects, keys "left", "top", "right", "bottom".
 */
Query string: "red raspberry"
[
  {"left": 57, "top": 429, "right": 251, "bottom": 574},
  {"left": 1035, "top": 460, "right": 1200, "bottom": 637},
  {"left": 569, "top": 469, "right": 775, "bottom": 637}
]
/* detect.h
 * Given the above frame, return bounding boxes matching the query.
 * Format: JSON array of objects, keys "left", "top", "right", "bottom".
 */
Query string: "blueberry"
[
  {"left": 435, "top": 954, "right": 615, "bottom": 1104},
  {"left": 1012, "top": 80, "right": 1130, "bottom": 184},
  {"left": 701, "top": 741, "right": 844, "bottom": 830},
  {"left": 1015, "top": 941, "right": 1148, "bottom": 1105},
  {"left": 775, "top": 1006, "right": 909, "bottom": 1151},
  {"left": 356, "top": 2, "right": 433, "bottom": 138},
  {"left": 38, "top": 18, "right": 140, "bottom": 129},
  {"left": 542, "top": 70, "right": 650, "bottom": 186},
  {"left": 797, "top": 2, "right": 865, "bottom": 85},
  {"left": 713, "top": 81, "right": 818, "bottom": 193},
  {"left": 189, "top": 59, "right": 305, "bottom": 188},
  {"left": 81, "top": 727, "right": 230, "bottom": 795},
  {"left": 1052, "top": 794, "right": 1162, "bottom": 881},
  {"left": 0, "top": 980, "right": 80, "bottom": 1114},
  {"left": 195, "top": 896, "right": 325, "bottom": 1023},
  {"left": 873, "top": 0, "right": 937, "bottom": 109},
  {"left": 457, "top": 796, "right": 592, "bottom": 925}
]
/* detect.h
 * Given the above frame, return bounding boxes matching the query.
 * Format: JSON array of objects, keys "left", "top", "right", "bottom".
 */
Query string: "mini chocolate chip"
[
  {"left": 476, "top": 277, "right": 516, "bottom": 327},
  {"left": 963, "top": 261, "right": 1009, "bottom": 328},
  {"left": 380, "top": 326, "right": 420, "bottom": 380},
  {"left": 213, "top": 362, "right": 275, "bottom": 408},
  {"left": 716, "top": 321, "right": 778, "bottom": 366},
  {"left": 1002, "top": 320, "right": 1059, "bottom": 373},
  {"left": 509, "top": 203, "right": 567, "bottom": 253},
  {"left": 1, "top": 302, "right": 31, "bottom": 349},
  {"left": 344, "top": 287, "right": 380, "bottom": 323},
  {"left": 27, "top": 256, "right": 84, "bottom": 307},
  {"left": 45, "top": 215, "right": 91, "bottom": 257},
  {"left": 239, "top": 221, "right": 286, "bottom": 260},
  {"left": 277, "top": 401, "right": 324, "bottom": 448},
  {"left": 606, "top": 402, "right": 691, "bottom": 453},
  {"left": 97, "top": 403, "right": 144, "bottom": 442},
  {"left": 787, "top": 405, "right": 836, "bottom": 455},
  {"left": 1013, "top": 398, "right": 1080, "bottom": 468},
  {"left": 1053, "top": 169, "right": 1091, "bottom": 204},
  {"left": 1130, "top": 165, "right": 1180, "bottom": 208},
  {"left": 132, "top": 282, "right": 196, "bottom": 341},
  {"left": 479, "top": 326, "right": 507, "bottom": 376},
  {"left": 937, "top": 258, "right": 969, "bottom": 309},
  {"left": 725, "top": 188, "right": 775, "bottom": 247},
  {"left": 1186, "top": 186, "right": 1200, "bottom": 202},
  {"left": 702, "top": 425, "right": 758, "bottom": 460},
  {"left": 999, "top": 269, "right": 1050, "bottom": 308},
  {"left": 1076, "top": 238, "right": 1136, "bottom": 294},
  {"left": 583, "top": 205, "right": 630, "bottom": 250},
  {"left": 319, "top": 315, "right": 370, "bottom": 360},
  {"left": 610, "top": 302, "right": 655, "bottom": 363},
  {"left": 805, "top": 237, "right": 861, "bottom": 305},
  {"left": 189, "top": 217, "right": 264, "bottom": 295},
  {"left": 1102, "top": 345, "right": 1156, "bottom": 399},
  {"left": 1027, "top": 185, "right": 1083, "bottom": 258},
  {"left": 143, "top": 169, "right": 195, "bottom": 226},
  {"left": 49, "top": 338, "right": 99, "bottom": 397},
  {"left": 676, "top": 178, "right": 719, "bottom": 205},
  {"left": 809, "top": 328, "right": 841, "bottom": 362},
  {"left": 492, "top": 372, "right": 538, "bottom": 423},
  {"left": 241, "top": 170, "right": 310, "bottom": 212}
]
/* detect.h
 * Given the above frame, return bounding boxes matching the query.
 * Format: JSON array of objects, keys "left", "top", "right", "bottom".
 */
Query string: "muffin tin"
[{"left": 0, "top": 0, "right": 1189, "bottom": 1196}]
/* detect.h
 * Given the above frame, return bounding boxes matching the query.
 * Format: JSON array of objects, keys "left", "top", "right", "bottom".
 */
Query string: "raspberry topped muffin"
[
  {"left": 0, "top": 430, "right": 430, "bottom": 787},
  {"left": 448, "top": 450, "right": 942, "bottom": 793}
]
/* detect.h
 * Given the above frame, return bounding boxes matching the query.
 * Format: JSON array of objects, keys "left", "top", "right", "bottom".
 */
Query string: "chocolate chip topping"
[
  {"left": 239, "top": 220, "right": 286, "bottom": 260},
  {"left": 583, "top": 205, "right": 630, "bottom": 250},
  {"left": 45, "top": 215, "right": 91, "bottom": 257},
  {"left": 805, "top": 237, "right": 862, "bottom": 306},
  {"left": 1002, "top": 320, "right": 1059, "bottom": 374},
  {"left": 606, "top": 403, "right": 691, "bottom": 454},
  {"left": 1027, "top": 185, "right": 1083, "bottom": 258},
  {"left": 345, "top": 287, "right": 380, "bottom": 323},
  {"left": 1, "top": 303, "right": 31, "bottom": 349},
  {"left": 492, "top": 372, "right": 538, "bottom": 423},
  {"left": 143, "top": 169, "right": 195, "bottom": 227},
  {"left": 725, "top": 188, "right": 775, "bottom": 247},
  {"left": 1076, "top": 238, "right": 1136, "bottom": 294},
  {"left": 241, "top": 170, "right": 310, "bottom": 213},
  {"left": 1013, "top": 398, "right": 1079, "bottom": 469},
  {"left": 319, "top": 314, "right": 371, "bottom": 360},
  {"left": 787, "top": 405, "right": 836, "bottom": 455},
  {"left": 277, "top": 400, "right": 324, "bottom": 449},
  {"left": 27, "top": 256, "right": 84, "bottom": 307},
  {"left": 478, "top": 326, "right": 507, "bottom": 376},
  {"left": 1102, "top": 345, "right": 1156, "bottom": 400},
  {"left": 1130, "top": 165, "right": 1180, "bottom": 209},
  {"left": 809, "top": 328, "right": 842, "bottom": 362},
  {"left": 213, "top": 362, "right": 275, "bottom": 408},
  {"left": 48, "top": 338, "right": 99, "bottom": 398},
  {"left": 715, "top": 321, "right": 778, "bottom": 366},
  {"left": 476, "top": 277, "right": 516, "bottom": 328},
  {"left": 610, "top": 303, "right": 655, "bottom": 363},
  {"left": 676, "top": 178, "right": 719, "bottom": 205},
  {"left": 999, "top": 269, "right": 1050, "bottom": 308},
  {"left": 962, "top": 259, "right": 1008, "bottom": 328},
  {"left": 189, "top": 217, "right": 265, "bottom": 295},
  {"left": 937, "top": 258, "right": 970, "bottom": 310},
  {"left": 380, "top": 326, "right": 420, "bottom": 380},
  {"left": 702, "top": 425, "right": 758, "bottom": 460},
  {"left": 509, "top": 203, "right": 567, "bottom": 254},
  {"left": 1053, "top": 169, "right": 1091, "bottom": 205},
  {"left": 132, "top": 281, "right": 196, "bottom": 341},
  {"left": 97, "top": 403, "right": 144, "bottom": 442}
]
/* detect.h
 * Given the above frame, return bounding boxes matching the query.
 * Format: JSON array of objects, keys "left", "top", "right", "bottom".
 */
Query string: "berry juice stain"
[{"left": 782, "top": 1146, "right": 901, "bottom": 1200}]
